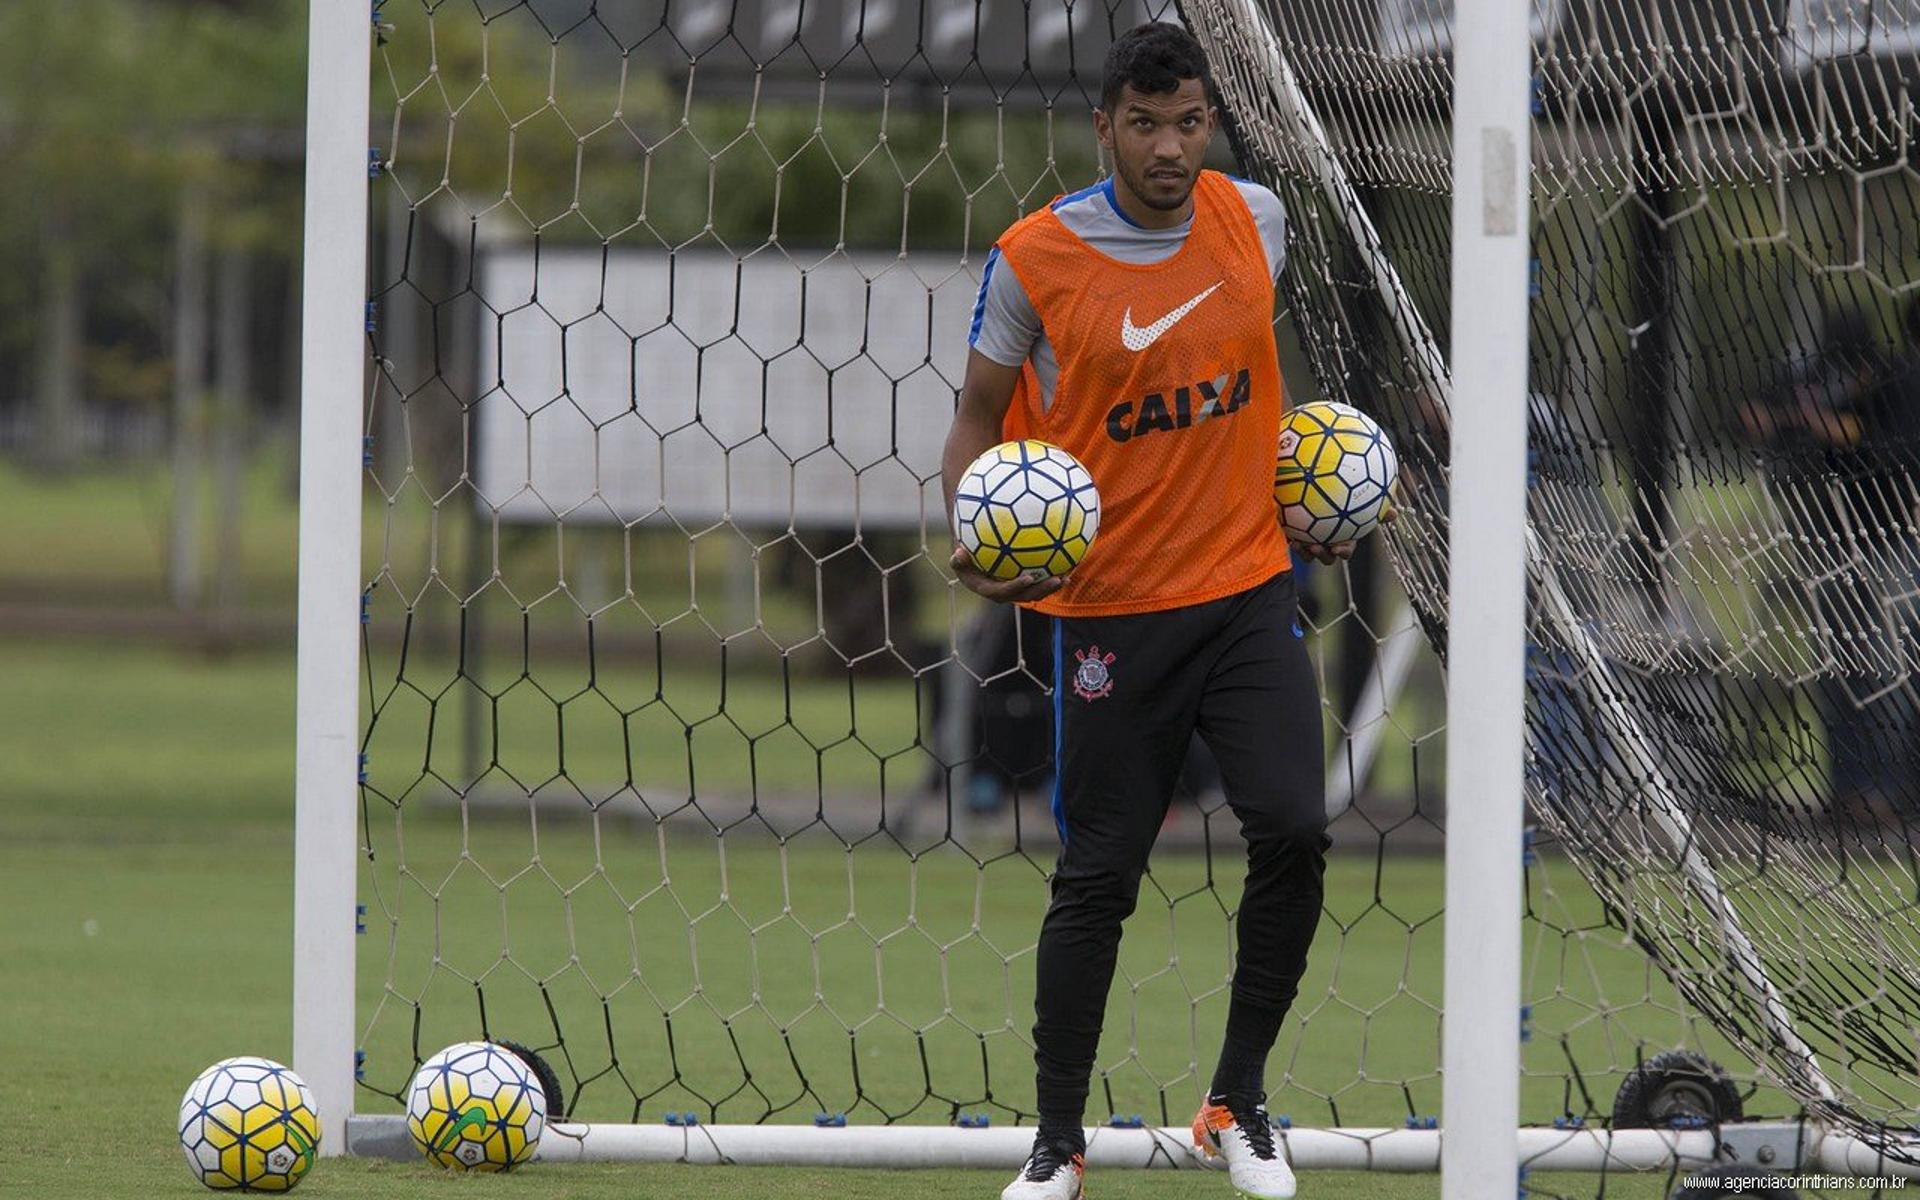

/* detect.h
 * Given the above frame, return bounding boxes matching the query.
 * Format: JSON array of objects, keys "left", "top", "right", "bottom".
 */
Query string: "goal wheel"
[
  {"left": 1612, "top": 1051, "right": 1743, "bottom": 1128},
  {"left": 1670, "top": 1165, "right": 1800, "bottom": 1198},
  {"left": 496, "top": 1039, "right": 568, "bottom": 1122}
]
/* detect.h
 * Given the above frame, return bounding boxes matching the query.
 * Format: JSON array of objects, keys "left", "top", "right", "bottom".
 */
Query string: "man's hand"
[
  {"left": 951, "top": 545, "right": 1068, "bottom": 604},
  {"left": 1285, "top": 501, "right": 1397, "bottom": 567},
  {"left": 1287, "top": 535, "right": 1354, "bottom": 566}
]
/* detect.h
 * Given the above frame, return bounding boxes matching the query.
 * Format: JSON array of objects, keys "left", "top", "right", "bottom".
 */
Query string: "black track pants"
[{"left": 1033, "top": 569, "right": 1328, "bottom": 1129}]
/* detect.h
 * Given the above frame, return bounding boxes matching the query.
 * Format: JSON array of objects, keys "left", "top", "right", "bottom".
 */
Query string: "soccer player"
[{"left": 942, "top": 21, "right": 1357, "bottom": 1200}]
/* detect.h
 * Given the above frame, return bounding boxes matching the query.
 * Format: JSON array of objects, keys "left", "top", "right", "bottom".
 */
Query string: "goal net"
[{"left": 339, "top": 0, "right": 1919, "bottom": 1184}]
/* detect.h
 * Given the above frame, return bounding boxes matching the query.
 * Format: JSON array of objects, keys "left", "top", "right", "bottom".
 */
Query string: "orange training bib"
[{"left": 996, "top": 170, "right": 1291, "bottom": 616}]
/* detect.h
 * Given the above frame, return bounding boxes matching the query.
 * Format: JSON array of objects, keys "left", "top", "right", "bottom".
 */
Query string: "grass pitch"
[{"left": 0, "top": 635, "right": 1741, "bottom": 1199}]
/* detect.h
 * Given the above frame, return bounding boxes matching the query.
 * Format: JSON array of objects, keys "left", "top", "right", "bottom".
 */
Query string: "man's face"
[{"left": 1096, "top": 79, "right": 1216, "bottom": 212}]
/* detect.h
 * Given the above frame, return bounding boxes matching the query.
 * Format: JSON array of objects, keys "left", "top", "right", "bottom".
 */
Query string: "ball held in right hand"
[{"left": 952, "top": 440, "right": 1101, "bottom": 581}]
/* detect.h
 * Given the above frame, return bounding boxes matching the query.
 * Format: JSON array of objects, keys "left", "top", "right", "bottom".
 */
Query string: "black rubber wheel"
[
  {"left": 1670, "top": 1164, "right": 1800, "bottom": 1198},
  {"left": 496, "top": 1039, "right": 568, "bottom": 1122},
  {"left": 1613, "top": 1050, "right": 1743, "bottom": 1128}
]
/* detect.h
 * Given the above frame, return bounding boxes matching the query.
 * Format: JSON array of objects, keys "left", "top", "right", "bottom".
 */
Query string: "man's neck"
[{"left": 1109, "top": 173, "right": 1195, "bottom": 230}]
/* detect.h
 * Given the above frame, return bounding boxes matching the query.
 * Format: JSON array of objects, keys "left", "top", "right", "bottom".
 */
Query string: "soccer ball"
[
  {"left": 406, "top": 1041, "right": 546, "bottom": 1171},
  {"left": 952, "top": 440, "right": 1101, "bottom": 580},
  {"left": 1273, "top": 401, "right": 1398, "bottom": 546},
  {"left": 178, "top": 1057, "right": 320, "bottom": 1192}
]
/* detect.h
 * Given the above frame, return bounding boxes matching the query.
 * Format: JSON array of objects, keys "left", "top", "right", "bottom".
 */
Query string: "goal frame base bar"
[{"left": 343, "top": 1114, "right": 1917, "bottom": 1175}]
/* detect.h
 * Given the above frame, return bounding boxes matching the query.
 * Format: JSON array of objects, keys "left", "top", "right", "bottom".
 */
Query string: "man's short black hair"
[{"left": 1100, "top": 21, "right": 1213, "bottom": 113}]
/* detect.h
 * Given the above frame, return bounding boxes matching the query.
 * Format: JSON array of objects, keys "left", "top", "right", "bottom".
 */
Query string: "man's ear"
[
  {"left": 1093, "top": 105, "right": 1113, "bottom": 152},
  {"left": 1207, "top": 105, "right": 1219, "bottom": 135}
]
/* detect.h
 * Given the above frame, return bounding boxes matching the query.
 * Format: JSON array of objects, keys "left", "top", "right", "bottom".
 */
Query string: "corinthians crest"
[{"left": 1072, "top": 645, "right": 1117, "bottom": 701}]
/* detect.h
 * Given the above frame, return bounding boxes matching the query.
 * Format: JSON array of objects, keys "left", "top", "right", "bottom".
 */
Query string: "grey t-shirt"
[{"left": 968, "top": 176, "right": 1287, "bottom": 410}]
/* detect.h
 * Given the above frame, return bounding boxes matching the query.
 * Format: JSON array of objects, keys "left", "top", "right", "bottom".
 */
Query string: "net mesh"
[
  {"left": 1188, "top": 0, "right": 1920, "bottom": 1165},
  {"left": 352, "top": 0, "right": 1917, "bottom": 1180}
]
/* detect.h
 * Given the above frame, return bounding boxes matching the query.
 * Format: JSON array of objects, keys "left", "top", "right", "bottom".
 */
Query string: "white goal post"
[
  {"left": 290, "top": 0, "right": 1543, "bottom": 1166},
  {"left": 292, "top": 0, "right": 371, "bottom": 1158},
  {"left": 1438, "top": 0, "right": 1531, "bottom": 1192}
]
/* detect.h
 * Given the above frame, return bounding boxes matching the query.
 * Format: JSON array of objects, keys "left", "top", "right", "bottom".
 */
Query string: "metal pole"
[
  {"left": 1323, "top": 594, "right": 1423, "bottom": 822},
  {"left": 293, "top": 0, "right": 370, "bottom": 1156},
  {"left": 171, "top": 188, "right": 209, "bottom": 612},
  {"left": 1442, "top": 0, "right": 1531, "bottom": 1195},
  {"left": 213, "top": 248, "right": 251, "bottom": 639}
]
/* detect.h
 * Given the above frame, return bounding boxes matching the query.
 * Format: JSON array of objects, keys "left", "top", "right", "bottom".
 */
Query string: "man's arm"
[
  {"left": 1230, "top": 178, "right": 1288, "bottom": 280},
  {"left": 942, "top": 349, "right": 1067, "bottom": 604},
  {"left": 1235, "top": 182, "right": 1394, "bottom": 564}
]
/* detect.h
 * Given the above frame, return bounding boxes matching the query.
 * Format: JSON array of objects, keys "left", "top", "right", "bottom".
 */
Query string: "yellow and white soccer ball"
[
  {"left": 407, "top": 1041, "right": 546, "bottom": 1171},
  {"left": 952, "top": 439, "right": 1100, "bottom": 580},
  {"left": 1274, "top": 401, "right": 1398, "bottom": 546},
  {"left": 178, "top": 1057, "right": 321, "bottom": 1192}
]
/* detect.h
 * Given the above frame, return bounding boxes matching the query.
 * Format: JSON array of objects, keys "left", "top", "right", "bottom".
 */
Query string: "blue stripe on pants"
[{"left": 1051, "top": 616, "right": 1067, "bottom": 846}]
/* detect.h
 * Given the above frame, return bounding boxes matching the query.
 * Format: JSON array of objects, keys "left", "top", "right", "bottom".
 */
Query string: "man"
[
  {"left": 1739, "top": 304, "right": 1920, "bottom": 820},
  {"left": 942, "top": 21, "right": 1356, "bottom": 1200}
]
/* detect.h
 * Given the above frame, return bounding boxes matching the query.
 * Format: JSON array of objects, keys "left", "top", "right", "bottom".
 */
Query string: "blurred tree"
[
  {"left": 0, "top": 0, "right": 1091, "bottom": 477},
  {"left": 0, "top": 0, "right": 305, "bottom": 464}
]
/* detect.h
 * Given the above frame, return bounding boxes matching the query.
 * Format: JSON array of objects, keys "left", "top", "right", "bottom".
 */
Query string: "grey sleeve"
[
  {"left": 1232, "top": 179, "right": 1289, "bottom": 280},
  {"left": 967, "top": 248, "right": 1043, "bottom": 368}
]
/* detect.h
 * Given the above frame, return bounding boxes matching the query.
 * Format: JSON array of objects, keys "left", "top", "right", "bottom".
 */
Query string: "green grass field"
[
  {"left": 0, "top": 461, "right": 1837, "bottom": 1199},
  {"left": 0, "top": 634, "right": 1768, "bottom": 1199}
]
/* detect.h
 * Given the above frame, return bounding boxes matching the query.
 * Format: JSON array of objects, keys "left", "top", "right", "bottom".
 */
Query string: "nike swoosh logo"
[
  {"left": 1120, "top": 281, "right": 1223, "bottom": 352},
  {"left": 433, "top": 1105, "right": 491, "bottom": 1152}
]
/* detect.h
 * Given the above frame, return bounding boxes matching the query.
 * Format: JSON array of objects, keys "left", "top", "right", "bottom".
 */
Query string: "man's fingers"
[
  {"left": 950, "top": 549, "right": 1068, "bottom": 603},
  {"left": 990, "top": 572, "right": 1066, "bottom": 603},
  {"left": 1287, "top": 537, "right": 1329, "bottom": 565},
  {"left": 1285, "top": 536, "right": 1361, "bottom": 566}
]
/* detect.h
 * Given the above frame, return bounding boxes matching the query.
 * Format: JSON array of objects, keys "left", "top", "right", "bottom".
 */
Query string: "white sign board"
[{"left": 474, "top": 247, "right": 981, "bottom": 529}]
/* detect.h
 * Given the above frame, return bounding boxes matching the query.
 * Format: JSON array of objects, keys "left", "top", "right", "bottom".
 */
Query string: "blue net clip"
[
  {"left": 368, "top": 148, "right": 384, "bottom": 178},
  {"left": 1405, "top": 1114, "right": 1437, "bottom": 1130},
  {"left": 1521, "top": 825, "right": 1539, "bottom": 866},
  {"left": 813, "top": 1113, "right": 846, "bottom": 1128},
  {"left": 354, "top": 903, "right": 367, "bottom": 934},
  {"left": 353, "top": 1048, "right": 365, "bottom": 1082},
  {"left": 361, "top": 435, "right": 375, "bottom": 468},
  {"left": 364, "top": 301, "right": 377, "bottom": 333},
  {"left": 1274, "top": 1114, "right": 1292, "bottom": 1130},
  {"left": 1518, "top": 1163, "right": 1532, "bottom": 1198},
  {"left": 1666, "top": 1113, "right": 1710, "bottom": 1130},
  {"left": 665, "top": 1111, "right": 700, "bottom": 1127},
  {"left": 1107, "top": 1114, "right": 1144, "bottom": 1129},
  {"left": 359, "top": 593, "right": 371, "bottom": 625},
  {"left": 956, "top": 1113, "right": 990, "bottom": 1129},
  {"left": 356, "top": 752, "right": 368, "bottom": 783},
  {"left": 1519, "top": 1004, "right": 1533, "bottom": 1043},
  {"left": 1551, "top": 1115, "right": 1585, "bottom": 1130}
]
